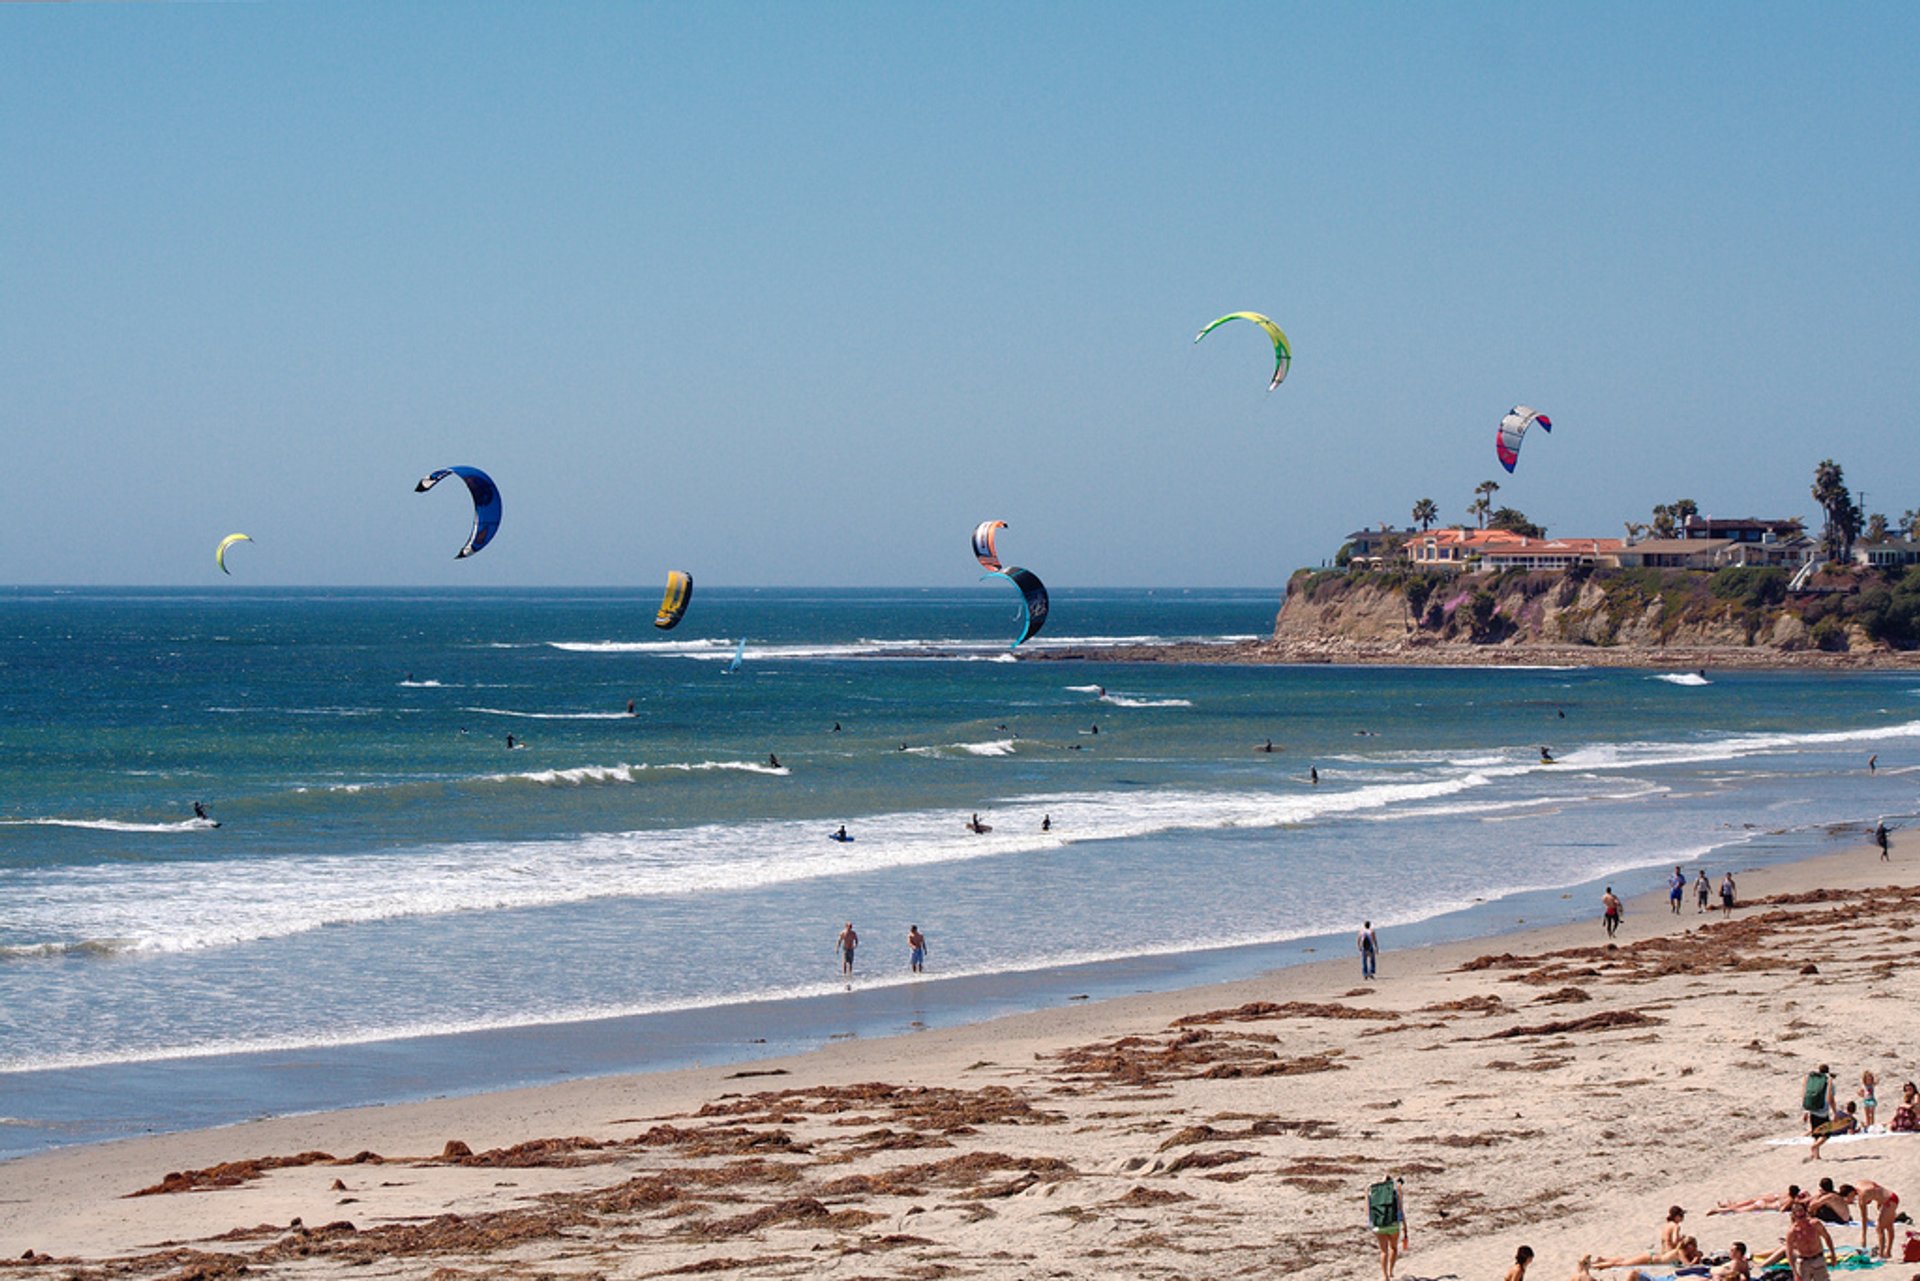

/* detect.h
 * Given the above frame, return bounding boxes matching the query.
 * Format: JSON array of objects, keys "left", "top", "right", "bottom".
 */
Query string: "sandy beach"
[{"left": 4, "top": 835, "right": 1916, "bottom": 1280}]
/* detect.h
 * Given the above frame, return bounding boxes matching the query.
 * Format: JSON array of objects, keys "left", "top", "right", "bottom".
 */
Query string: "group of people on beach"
[
  {"left": 835, "top": 921, "right": 926, "bottom": 979},
  {"left": 1600, "top": 868, "right": 1737, "bottom": 936},
  {"left": 1490, "top": 1179, "right": 1909, "bottom": 1281},
  {"left": 1388, "top": 1062, "right": 1919, "bottom": 1281}
]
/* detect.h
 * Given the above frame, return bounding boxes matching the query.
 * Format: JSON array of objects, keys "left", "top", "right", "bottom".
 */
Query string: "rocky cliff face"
[{"left": 1273, "top": 566, "right": 1882, "bottom": 657}]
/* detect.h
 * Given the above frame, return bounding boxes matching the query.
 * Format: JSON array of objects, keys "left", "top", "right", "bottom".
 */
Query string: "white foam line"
[
  {"left": 0, "top": 818, "right": 218, "bottom": 834},
  {"left": 463, "top": 707, "right": 637, "bottom": 721},
  {"left": 0, "top": 775, "right": 1488, "bottom": 960}
]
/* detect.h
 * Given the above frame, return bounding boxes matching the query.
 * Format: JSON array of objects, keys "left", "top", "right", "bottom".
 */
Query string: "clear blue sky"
[{"left": 3, "top": 2, "right": 1915, "bottom": 587}]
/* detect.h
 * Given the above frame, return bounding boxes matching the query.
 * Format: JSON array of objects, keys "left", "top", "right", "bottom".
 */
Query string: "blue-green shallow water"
[{"left": 2, "top": 587, "right": 1915, "bottom": 1158}]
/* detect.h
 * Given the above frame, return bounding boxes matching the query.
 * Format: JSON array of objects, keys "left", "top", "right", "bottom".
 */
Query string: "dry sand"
[{"left": 5, "top": 837, "right": 1918, "bottom": 1280}]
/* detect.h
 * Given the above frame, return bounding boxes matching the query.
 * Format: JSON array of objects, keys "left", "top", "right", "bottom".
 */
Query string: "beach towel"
[{"left": 1763, "top": 1127, "right": 1916, "bottom": 1146}]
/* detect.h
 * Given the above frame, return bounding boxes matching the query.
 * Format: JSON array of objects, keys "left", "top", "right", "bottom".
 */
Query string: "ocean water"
[{"left": 2, "top": 586, "right": 1915, "bottom": 1158}]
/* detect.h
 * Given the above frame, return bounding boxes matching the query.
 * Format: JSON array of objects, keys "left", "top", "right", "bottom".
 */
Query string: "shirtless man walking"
[
  {"left": 1781, "top": 1200, "right": 1837, "bottom": 1281},
  {"left": 836, "top": 922, "right": 859, "bottom": 977},
  {"left": 1602, "top": 886, "right": 1623, "bottom": 938}
]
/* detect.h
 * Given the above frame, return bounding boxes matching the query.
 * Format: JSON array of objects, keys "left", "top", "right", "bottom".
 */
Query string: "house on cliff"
[
  {"left": 1681, "top": 516, "right": 1805, "bottom": 543},
  {"left": 1408, "top": 529, "right": 1621, "bottom": 573}
]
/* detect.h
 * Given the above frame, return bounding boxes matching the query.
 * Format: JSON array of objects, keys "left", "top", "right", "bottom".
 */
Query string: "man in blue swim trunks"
[
  {"left": 908, "top": 924, "right": 927, "bottom": 974},
  {"left": 1668, "top": 866, "right": 1686, "bottom": 915},
  {"left": 837, "top": 922, "right": 858, "bottom": 976}
]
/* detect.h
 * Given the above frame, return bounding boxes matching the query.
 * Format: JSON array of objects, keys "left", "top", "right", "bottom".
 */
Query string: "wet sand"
[{"left": 4, "top": 836, "right": 1917, "bottom": 1279}]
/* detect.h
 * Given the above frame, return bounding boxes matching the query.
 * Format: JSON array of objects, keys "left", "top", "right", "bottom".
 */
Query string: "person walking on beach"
[
  {"left": 1803, "top": 1064, "right": 1838, "bottom": 1159},
  {"left": 907, "top": 924, "right": 927, "bottom": 974},
  {"left": 1780, "top": 1200, "right": 1837, "bottom": 1281},
  {"left": 836, "top": 922, "right": 858, "bottom": 977},
  {"left": 1602, "top": 886, "right": 1622, "bottom": 938},
  {"left": 1695, "top": 869, "right": 1712, "bottom": 914},
  {"left": 1668, "top": 865, "right": 1686, "bottom": 914},
  {"left": 1366, "top": 1176, "right": 1408, "bottom": 1281},
  {"left": 1721, "top": 872, "right": 1737, "bottom": 918},
  {"left": 1874, "top": 821, "right": 1890, "bottom": 860},
  {"left": 1358, "top": 921, "right": 1379, "bottom": 980}
]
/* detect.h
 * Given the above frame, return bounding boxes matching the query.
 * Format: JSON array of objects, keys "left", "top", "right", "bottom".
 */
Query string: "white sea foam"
[
  {"left": 1099, "top": 693, "right": 1195, "bottom": 708},
  {"left": 0, "top": 773, "right": 1489, "bottom": 960},
  {"left": 463, "top": 706, "right": 638, "bottom": 720},
  {"left": 1652, "top": 673, "right": 1711, "bottom": 686},
  {"left": 955, "top": 739, "right": 1016, "bottom": 757},
  {"left": 0, "top": 817, "right": 218, "bottom": 833},
  {"left": 399, "top": 679, "right": 446, "bottom": 688},
  {"left": 546, "top": 633, "right": 1247, "bottom": 662}
]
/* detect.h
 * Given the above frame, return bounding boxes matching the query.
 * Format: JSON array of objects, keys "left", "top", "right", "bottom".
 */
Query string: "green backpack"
[
  {"left": 1368, "top": 1178, "right": 1401, "bottom": 1230},
  {"left": 1803, "top": 1072, "right": 1830, "bottom": 1113}
]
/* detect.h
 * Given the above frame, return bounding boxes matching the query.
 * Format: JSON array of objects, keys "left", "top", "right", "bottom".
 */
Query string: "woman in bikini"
[{"left": 1853, "top": 1180, "right": 1900, "bottom": 1259}]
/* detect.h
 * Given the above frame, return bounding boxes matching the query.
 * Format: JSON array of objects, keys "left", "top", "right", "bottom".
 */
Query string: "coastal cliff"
[{"left": 1266, "top": 564, "right": 1913, "bottom": 665}]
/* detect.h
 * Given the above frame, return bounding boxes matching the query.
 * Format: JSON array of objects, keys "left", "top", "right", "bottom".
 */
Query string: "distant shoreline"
[{"left": 1026, "top": 637, "right": 1920, "bottom": 669}]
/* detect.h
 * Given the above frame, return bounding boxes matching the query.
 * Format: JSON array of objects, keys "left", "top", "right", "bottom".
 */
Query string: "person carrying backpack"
[
  {"left": 1804, "top": 1065, "right": 1837, "bottom": 1152},
  {"left": 1368, "top": 1175, "right": 1409, "bottom": 1279}
]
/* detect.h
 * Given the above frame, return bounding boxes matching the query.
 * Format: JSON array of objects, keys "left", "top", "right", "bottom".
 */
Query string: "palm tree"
[
  {"left": 1471, "top": 480, "right": 1500, "bottom": 529},
  {"left": 1901, "top": 508, "right": 1920, "bottom": 540},
  {"left": 1412, "top": 498, "right": 1438, "bottom": 531},
  {"left": 1670, "top": 498, "right": 1700, "bottom": 536},
  {"left": 1650, "top": 504, "right": 1675, "bottom": 538},
  {"left": 1866, "top": 513, "right": 1889, "bottom": 543},
  {"left": 1623, "top": 521, "right": 1649, "bottom": 542},
  {"left": 1811, "top": 459, "right": 1860, "bottom": 563}
]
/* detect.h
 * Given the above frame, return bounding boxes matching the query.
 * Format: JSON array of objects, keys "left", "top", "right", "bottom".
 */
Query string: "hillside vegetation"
[{"left": 1276, "top": 564, "right": 1920, "bottom": 654}]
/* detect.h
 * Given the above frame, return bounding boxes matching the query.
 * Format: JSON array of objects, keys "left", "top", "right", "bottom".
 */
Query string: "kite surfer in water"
[{"left": 1539, "top": 746, "right": 1556, "bottom": 764}]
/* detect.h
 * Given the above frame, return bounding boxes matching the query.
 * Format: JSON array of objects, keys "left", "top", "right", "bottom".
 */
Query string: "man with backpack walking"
[
  {"left": 1368, "top": 1175, "right": 1409, "bottom": 1279},
  {"left": 1804, "top": 1064, "right": 1838, "bottom": 1160},
  {"left": 1358, "top": 921, "right": 1379, "bottom": 980}
]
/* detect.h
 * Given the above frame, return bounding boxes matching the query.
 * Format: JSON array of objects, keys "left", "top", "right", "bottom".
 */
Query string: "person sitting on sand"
[
  {"left": 1853, "top": 1180, "right": 1900, "bottom": 1258},
  {"left": 1780, "top": 1199, "right": 1837, "bottom": 1281},
  {"left": 1505, "top": 1245, "right": 1534, "bottom": 1281},
  {"left": 1890, "top": 1081, "right": 1919, "bottom": 1132},
  {"left": 1806, "top": 1179, "right": 1852, "bottom": 1224},
  {"left": 1714, "top": 1241, "right": 1753, "bottom": 1281}
]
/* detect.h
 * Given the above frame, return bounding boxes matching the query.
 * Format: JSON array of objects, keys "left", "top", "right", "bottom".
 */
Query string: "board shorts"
[
  {"left": 1793, "top": 1254, "right": 1831, "bottom": 1281},
  {"left": 911, "top": 947, "right": 925, "bottom": 966}
]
